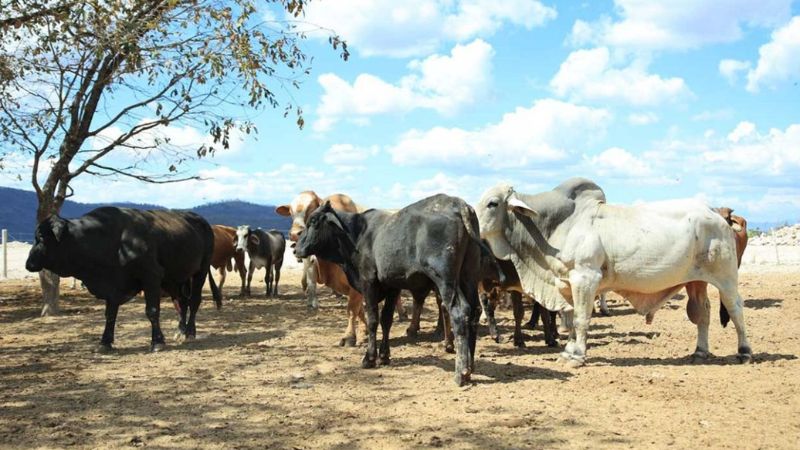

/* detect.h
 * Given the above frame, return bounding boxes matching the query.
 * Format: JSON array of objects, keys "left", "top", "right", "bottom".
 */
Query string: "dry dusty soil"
[{"left": 1, "top": 268, "right": 799, "bottom": 449}]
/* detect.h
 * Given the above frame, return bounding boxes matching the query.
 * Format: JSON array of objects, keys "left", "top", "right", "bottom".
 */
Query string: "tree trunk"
[
  {"left": 39, "top": 269, "right": 61, "bottom": 316},
  {"left": 36, "top": 193, "right": 61, "bottom": 316}
]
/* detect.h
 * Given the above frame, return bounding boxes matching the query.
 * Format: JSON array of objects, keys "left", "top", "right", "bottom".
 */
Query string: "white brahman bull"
[{"left": 476, "top": 178, "right": 751, "bottom": 367}]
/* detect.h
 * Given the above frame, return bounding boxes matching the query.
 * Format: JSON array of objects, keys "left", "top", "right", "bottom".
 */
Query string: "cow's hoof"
[
  {"left": 361, "top": 357, "right": 377, "bottom": 369},
  {"left": 523, "top": 321, "right": 536, "bottom": 331},
  {"left": 150, "top": 342, "right": 166, "bottom": 353},
  {"left": 405, "top": 327, "right": 419, "bottom": 339},
  {"left": 690, "top": 350, "right": 711, "bottom": 363},
  {"left": 546, "top": 340, "right": 559, "bottom": 348},
  {"left": 379, "top": 356, "right": 391, "bottom": 366},
  {"left": 455, "top": 371, "right": 471, "bottom": 387},
  {"left": 444, "top": 343, "right": 455, "bottom": 354},
  {"left": 737, "top": 346, "right": 753, "bottom": 364},
  {"left": 513, "top": 338, "right": 526, "bottom": 348},
  {"left": 339, "top": 335, "right": 356, "bottom": 347},
  {"left": 184, "top": 334, "right": 196, "bottom": 342},
  {"left": 492, "top": 333, "right": 502, "bottom": 344},
  {"left": 94, "top": 343, "right": 115, "bottom": 354},
  {"left": 559, "top": 352, "right": 584, "bottom": 367},
  {"left": 565, "top": 358, "right": 584, "bottom": 369},
  {"left": 599, "top": 310, "right": 611, "bottom": 317}
]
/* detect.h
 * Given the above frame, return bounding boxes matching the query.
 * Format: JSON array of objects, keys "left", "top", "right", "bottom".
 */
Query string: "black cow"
[
  {"left": 25, "top": 207, "right": 221, "bottom": 352},
  {"left": 234, "top": 226, "right": 285, "bottom": 297},
  {"left": 480, "top": 257, "right": 559, "bottom": 348},
  {"left": 294, "top": 194, "right": 483, "bottom": 386}
]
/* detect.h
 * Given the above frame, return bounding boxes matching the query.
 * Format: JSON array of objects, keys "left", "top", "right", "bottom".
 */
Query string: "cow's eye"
[{"left": 487, "top": 200, "right": 498, "bottom": 208}]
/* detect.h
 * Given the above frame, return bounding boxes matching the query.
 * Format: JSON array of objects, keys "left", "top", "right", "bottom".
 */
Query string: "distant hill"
[{"left": 0, "top": 186, "right": 290, "bottom": 242}]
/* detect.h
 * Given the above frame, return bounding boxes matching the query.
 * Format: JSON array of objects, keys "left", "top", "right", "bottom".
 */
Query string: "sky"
[{"left": 2, "top": 0, "right": 800, "bottom": 225}]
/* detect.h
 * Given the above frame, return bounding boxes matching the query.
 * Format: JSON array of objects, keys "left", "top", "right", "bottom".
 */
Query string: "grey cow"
[{"left": 235, "top": 226, "right": 285, "bottom": 297}]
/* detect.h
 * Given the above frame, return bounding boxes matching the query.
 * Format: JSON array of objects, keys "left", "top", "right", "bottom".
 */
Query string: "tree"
[{"left": 0, "top": 0, "right": 348, "bottom": 315}]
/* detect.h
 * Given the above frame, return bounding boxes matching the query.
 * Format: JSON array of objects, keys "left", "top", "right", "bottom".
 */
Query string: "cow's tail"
[
  {"left": 226, "top": 258, "right": 233, "bottom": 272},
  {"left": 208, "top": 267, "right": 222, "bottom": 310}
]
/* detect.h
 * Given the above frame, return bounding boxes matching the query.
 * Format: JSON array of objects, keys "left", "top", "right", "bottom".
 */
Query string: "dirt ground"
[{"left": 1, "top": 268, "right": 798, "bottom": 449}]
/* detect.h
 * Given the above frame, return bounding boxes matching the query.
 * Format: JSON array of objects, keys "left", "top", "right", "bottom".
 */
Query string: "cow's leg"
[
  {"left": 361, "top": 284, "right": 381, "bottom": 369},
  {"left": 217, "top": 266, "right": 227, "bottom": 297},
  {"left": 184, "top": 270, "right": 206, "bottom": 340},
  {"left": 264, "top": 257, "right": 272, "bottom": 297},
  {"left": 272, "top": 261, "right": 282, "bottom": 297},
  {"left": 526, "top": 302, "right": 540, "bottom": 330},
  {"left": 340, "top": 291, "right": 361, "bottom": 347},
  {"left": 559, "top": 310, "right": 573, "bottom": 335},
  {"left": 541, "top": 308, "right": 559, "bottom": 347},
  {"left": 561, "top": 268, "right": 601, "bottom": 367},
  {"left": 436, "top": 293, "right": 455, "bottom": 353},
  {"left": 685, "top": 282, "right": 712, "bottom": 362},
  {"left": 596, "top": 293, "right": 610, "bottom": 316},
  {"left": 479, "top": 290, "right": 500, "bottom": 342},
  {"left": 395, "top": 295, "right": 408, "bottom": 322},
  {"left": 717, "top": 281, "right": 752, "bottom": 363},
  {"left": 235, "top": 254, "right": 247, "bottom": 297},
  {"left": 406, "top": 291, "right": 426, "bottom": 338},
  {"left": 463, "top": 282, "right": 480, "bottom": 374},
  {"left": 97, "top": 300, "right": 120, "bottom": 353},
  {"left": 304, "top": 258, "right": 319, "bottom": 309},
  {"left": 143, "top": 281, "right": 166, "bottom": 352},
  {"left": 443, "top": 282, "right": 471, "bottom": 386},
  {"left": 510, "top": 291, "right": 525, "bottom": 348},
  {"left": 378, "top": 289, "right": 400, "bottom": 366},
  {"left": 246, "top": 260, "right": 254, "bottom": 297}
]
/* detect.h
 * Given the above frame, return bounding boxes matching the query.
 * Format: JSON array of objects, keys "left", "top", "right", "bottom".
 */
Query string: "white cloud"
[
  {"left": 726, "top": 121, "right": 757, "bottom": 143},
  {"left": 628, "top": 112, "right": 659, "bottom": 125},
  {"left": 388, "top": 99, "right": 611, "bottom": 169},
  {"left": 303, "top": 0, "right": 556, "bottom": 58},
  {"left": 567, "top": 0, "right": 792, "bottom": 51},
  {"left": 550, "top": 47, "right": 691, "bottom": 106},
  {"left": 719, "top": 59, "right": 751, "bottom": 85},
  {"left": 704, "top": 122, "right": 800, "bottom": 176},
  {"left": 65, "top": 163, "right": 346, "bottom": 208},
  {"left": 589, "top": 147, "right": 652, "bottom": 176},
  {"left": 744, "top": 16, "right": 800, "bottom": 92},
  {"left": 314, "top": 39, "right": 494, "bottom": 131},
  {"left": 90, "top": 119, "right": 247, "bottom": 159},
  {"left": 323, "top": 144, "right": 378, "bottom": 165}
]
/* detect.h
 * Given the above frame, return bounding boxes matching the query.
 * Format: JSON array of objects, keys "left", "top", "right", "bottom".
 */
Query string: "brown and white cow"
[
  {"left": 211, "top": 225, "right": 247, "bottom": 297},
  {"left": 276, "top": 191, "right": 405, "bottom": 346}
]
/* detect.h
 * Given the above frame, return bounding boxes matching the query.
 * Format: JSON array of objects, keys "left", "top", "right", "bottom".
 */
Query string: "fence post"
[{"left": 2, "top": 229, "right": 7, "bottom": 279}]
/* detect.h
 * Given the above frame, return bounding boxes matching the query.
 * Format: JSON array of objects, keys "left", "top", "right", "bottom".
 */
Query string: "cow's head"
[
  {"left": 26, "top": 215, "right": 70, "bottom": 273},
  {"left": 276, "top": 191, "right": 322, "bottom": 241},
  {"left": 476, "top": 183, "right": 538, "bottom": 261},
  {"left": 234, "top": 225, "right": 258, "bottom": 253},
  {"left": 294, "top": 201, "right": 352, "bottom": 264}
]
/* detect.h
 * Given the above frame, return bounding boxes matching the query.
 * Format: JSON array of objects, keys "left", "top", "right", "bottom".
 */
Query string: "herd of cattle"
[{"left": 24, "top": 178, "right": 751, "bottom": 386}]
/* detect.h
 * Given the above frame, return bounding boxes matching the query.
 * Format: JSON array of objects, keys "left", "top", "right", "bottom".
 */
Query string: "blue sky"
[{"left": 2, "top": 0, "right": 800, "bottom": 225}]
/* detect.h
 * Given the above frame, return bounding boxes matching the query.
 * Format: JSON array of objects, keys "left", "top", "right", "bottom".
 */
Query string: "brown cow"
[
  {"left": 276, "top": 191, "right": 405, "bottom": 346},
  {"left": 210, "top": 225, "right": 247, "bottom": 298}
]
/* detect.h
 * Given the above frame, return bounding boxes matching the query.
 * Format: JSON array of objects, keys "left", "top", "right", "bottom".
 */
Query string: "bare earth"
[{"left": 0, "top": 267, "right": 798, "bottom": 449}]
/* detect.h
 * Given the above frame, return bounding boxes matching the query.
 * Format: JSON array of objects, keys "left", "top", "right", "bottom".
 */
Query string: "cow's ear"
[
  {"left": 321, "top": 200, "right": 333, "bottom": 212},
  {"left": 508, "top": 197, "right": 538, "bottom": 217},
  {"left": 275, "top": 205, "right": 291, "bottom": 217},
  {"left": 249, "top": 234, "right": 260, "bottom": 246},
  {"left": 50, "top": 217, "right": 67, "bottom": 242}
]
